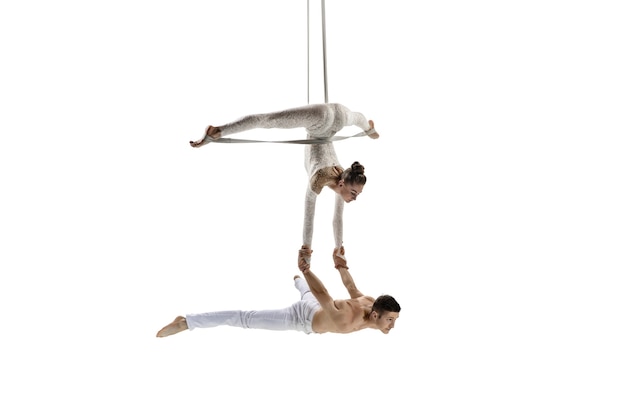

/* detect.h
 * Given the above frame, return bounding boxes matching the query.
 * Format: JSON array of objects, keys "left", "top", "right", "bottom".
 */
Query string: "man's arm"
[
  {"left": 298, "top": 247, "right": 336, "bottom": 310},
  {"left": 333, "top": 247, "right": 364, "bottom": 299}
]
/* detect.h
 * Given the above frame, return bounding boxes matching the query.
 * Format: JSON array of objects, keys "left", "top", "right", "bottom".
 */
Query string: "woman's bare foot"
[
  {"left": 189, "top": 138, "right": 207, "bottom": 147},
  {"left": 190, "top": 125, "right": 222, "bottom": 148},
  {"left": 367, "top": 120, "right": 379, "bottom": 139},
  {"left": 156, "top": 316, "right": 188, "bottom": 337}
]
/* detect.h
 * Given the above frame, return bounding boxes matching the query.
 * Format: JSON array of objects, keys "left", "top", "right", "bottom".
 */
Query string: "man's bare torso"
[{"left": 311, "top": 295, "right": 375, "bottom": 334}]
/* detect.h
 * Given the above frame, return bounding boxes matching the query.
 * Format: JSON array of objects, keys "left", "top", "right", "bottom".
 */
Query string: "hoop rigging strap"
[
  {"left": 194, "top": 2, "right": 372, "bottom": 147},
  {"left": 203, "top": 129, "right": 375, "bottom": 145},
  {"left": 308, "top": 0, "right": 328, "bottom": 105}
]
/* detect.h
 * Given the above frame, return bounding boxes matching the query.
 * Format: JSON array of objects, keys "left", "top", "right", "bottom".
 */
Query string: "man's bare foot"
[
  {"left": 190, "top": 125, "right": 222, "bottom": 148},
  {"left": 367, "top": 120, "right": 379, "bottom": 139},
  {"left": 156, "top": 316, "right": 188, "bottom": 337}
]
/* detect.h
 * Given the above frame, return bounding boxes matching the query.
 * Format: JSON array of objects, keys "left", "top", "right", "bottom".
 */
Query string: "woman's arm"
[
  {"left": 304, "top": 182, "right": 345, "bottom": 253},
  {"left": 303, "top": 188, "right": 317, "bottom": 248},
  {"left": 332, "top": 193, "right": 345, "bottom": 249}
]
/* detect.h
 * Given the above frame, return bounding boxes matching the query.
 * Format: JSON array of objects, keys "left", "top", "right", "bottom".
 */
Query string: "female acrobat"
[{"left": 190, "top": 103, "right": 379, "bottom": 264}]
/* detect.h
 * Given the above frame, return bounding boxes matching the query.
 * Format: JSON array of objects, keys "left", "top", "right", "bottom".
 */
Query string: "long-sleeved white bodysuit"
[{"left": 216, "top": 103, "right": 372, "bottom": 248}]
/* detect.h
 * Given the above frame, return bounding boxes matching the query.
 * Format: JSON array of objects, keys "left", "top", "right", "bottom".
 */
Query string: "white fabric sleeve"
[
  {"left": 332, "top": 192, "right": 344, "bottom": 249},
  {"left": 302, "top": 187, "right": 317, "bottom": 247}
]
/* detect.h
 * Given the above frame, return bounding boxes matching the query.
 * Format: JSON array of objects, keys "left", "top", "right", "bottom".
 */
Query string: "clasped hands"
[{"left": 298, "top": 245, "right": 349, "bottom": 272}]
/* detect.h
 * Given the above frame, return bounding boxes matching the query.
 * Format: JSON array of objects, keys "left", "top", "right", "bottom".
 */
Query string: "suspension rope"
[
  {"left": 321, "top": 0, "right": 329, "bottom": 104},
  {"left": 200, "top": 0, "right": 359, "bottom": 146},
  {"left": 307, "top": 1, "right": 310, "bottom": 104},
  {"left": 307, "top": 0, "right": 329, "bottom": 104}
]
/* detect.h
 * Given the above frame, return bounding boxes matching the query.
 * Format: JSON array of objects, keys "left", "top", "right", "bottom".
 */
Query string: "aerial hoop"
[
  {"left": 191, "top": 0, "right": 371, "bottom": 146},
  {"left": 198, "top": 129, "right": 376, "bottom": 145}
]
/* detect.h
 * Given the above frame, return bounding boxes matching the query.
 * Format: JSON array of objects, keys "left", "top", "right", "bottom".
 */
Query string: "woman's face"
[{"left": 338, "top": 181, "right": 364, "bottom": 203}]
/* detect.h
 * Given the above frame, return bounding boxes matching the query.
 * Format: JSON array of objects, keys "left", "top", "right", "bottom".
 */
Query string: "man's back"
[
  {"left": 311, "top": 295, "right": 375, "bottom": 334},
  {"left": 298, "top": 246, "right": 399, "bottom": 335}
]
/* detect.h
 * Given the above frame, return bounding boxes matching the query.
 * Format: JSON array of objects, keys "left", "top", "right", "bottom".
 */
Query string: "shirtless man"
[{"left": 156, "top": 247, "right": 400, "bottom": 337}]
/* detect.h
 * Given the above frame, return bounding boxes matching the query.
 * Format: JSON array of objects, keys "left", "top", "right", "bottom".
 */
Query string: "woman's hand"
[
  {"left": 333, "top": 246, "right": 349, "bottom": 270},
  {"left": 298, "top": 245, "right": 313, "bottom": 272}
]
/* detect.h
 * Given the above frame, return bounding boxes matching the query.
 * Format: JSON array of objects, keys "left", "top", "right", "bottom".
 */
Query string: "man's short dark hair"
[{"left": 372, "top": 294, "right": 401, "bottom": 314}]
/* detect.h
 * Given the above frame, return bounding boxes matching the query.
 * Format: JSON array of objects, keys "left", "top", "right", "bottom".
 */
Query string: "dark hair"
[
  {"left": 372, "top": 295, "right": 401, "bottom": 315},
  {"left": 341, "top": 161, "right": 366, "bottom": 186}
]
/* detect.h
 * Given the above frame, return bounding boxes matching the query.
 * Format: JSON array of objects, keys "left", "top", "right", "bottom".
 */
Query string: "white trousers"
[{"left": 186, "top": 277, "right": 320, "bottom": 334}]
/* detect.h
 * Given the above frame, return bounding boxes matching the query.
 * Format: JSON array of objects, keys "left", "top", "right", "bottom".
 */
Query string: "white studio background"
[{"left": 1, "top": 1, "right": 624, "bottom": 416}]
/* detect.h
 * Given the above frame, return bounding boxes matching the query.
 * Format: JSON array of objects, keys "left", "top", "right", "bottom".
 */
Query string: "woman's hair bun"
[{"left": 350, "top": 161, "right": 365, "bottom": 175}]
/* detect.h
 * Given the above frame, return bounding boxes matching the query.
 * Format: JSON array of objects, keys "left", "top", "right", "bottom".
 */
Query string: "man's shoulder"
[
  {"left": 355, "top": 295, "right": 375, "bottom": 304},
  {"left": 337, "top": 295, "right": 374, "bottom": 305}
]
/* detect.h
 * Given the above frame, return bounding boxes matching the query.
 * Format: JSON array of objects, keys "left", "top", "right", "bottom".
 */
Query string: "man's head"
[{"left": 371, "top": 295, "right": 401, "bottom": 334}]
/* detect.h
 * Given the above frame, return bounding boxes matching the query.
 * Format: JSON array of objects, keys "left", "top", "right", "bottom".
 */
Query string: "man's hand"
[
  {"left": 333, "top": 246, "right": 349, "bottom": 270},
  {"left": 298, "top": 245, "right": 313, "bottom": 272}
]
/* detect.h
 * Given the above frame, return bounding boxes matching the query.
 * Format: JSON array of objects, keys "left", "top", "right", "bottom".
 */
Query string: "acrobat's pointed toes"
[
  {"left": 366, "top": 120, "right": 379, "bottom": 139},
  {"left": 156, "top": 316, "right": 188, "bottom": 337}
]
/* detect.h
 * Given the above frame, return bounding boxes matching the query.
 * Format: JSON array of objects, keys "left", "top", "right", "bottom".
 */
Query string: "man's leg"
[
  {"left": 156, "top": 305, "right": 308, "bottom": 336},
  {"left": 192, "top": 307, "right": 304, "bottom": 331},
  {"left": 294, "top": 275, "right": 316, "bottom": 302}
]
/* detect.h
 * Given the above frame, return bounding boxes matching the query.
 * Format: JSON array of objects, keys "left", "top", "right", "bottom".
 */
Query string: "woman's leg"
[
  {"left": 191, "top": 104, "right": 332, "bottom": 147},
  {"left": 331, "top": 103, "right": 379, "bottom": 139},
  {"left": 191, "top": 103, "right": 377, "bottom": 147},
  {"left": 221, "top": 104, "right": 333, "bottom": 134}
]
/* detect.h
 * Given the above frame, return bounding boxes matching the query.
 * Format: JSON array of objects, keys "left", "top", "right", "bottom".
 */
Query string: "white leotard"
[{"left": 217, "top": 103, "right": 371, "bottom": 249}]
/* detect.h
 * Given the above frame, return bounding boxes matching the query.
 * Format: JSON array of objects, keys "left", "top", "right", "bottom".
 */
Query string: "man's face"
[{"left": 376, "top": 311, "right": 399, "bottom": 334}]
